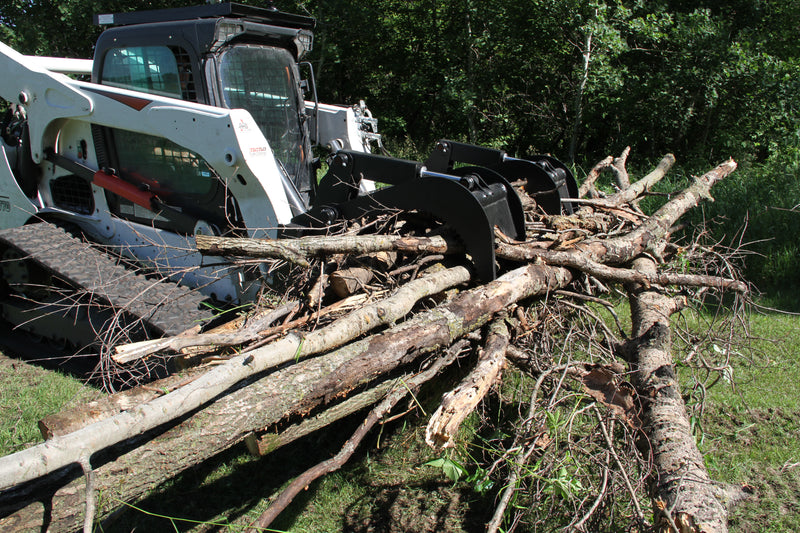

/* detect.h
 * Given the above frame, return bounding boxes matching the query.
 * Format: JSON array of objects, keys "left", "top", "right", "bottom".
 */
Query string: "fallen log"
[
  {"left": 196, "top": 233, "right": 463, "bottom": 266},
  {"left": 244, "top": 376, "right": 398, "bottom": 457},
  {"left": 0, "top": 266, "right": 471, "bottom": 493},
  {"left": 38, "top": 365, "right": 209, "bottom": 439},
  {"left": 498, "top": 243, "right": 746, "bottom": 292},
  {"left": 497, "top": 159, "right": 739, "bottom": 271},
  {"left": 626, "top": 257, "right": 745, "bottom": 532}
]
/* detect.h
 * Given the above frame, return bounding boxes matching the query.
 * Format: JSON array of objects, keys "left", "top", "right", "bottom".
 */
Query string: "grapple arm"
[
  {"left": 426, "top": 140, "right": 579, "bottom": 215},
  {"left": 293, "top": 150, "right": 525, "bottom": 280}
]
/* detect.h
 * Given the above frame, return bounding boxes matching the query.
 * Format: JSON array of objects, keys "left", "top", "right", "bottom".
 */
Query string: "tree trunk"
[
  {"left": 195, "top": 233, "right": 462, "bottom": 266},
  {"left": 569, "top": 27, "right": 593, "bottom": 163},
  {"left": 627, "top": 257, "right": 728, "bottom": 532}
]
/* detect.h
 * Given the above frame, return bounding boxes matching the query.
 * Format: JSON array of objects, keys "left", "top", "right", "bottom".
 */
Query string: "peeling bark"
[
  {"left": 628, "top": 257, "right": 728, "bottom": 533},
  {"left": 425, "top": 318, "right": 509, "bottom": 448}
]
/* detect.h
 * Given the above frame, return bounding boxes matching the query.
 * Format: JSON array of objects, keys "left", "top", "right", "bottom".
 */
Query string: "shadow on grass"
[{"left": 103, "top": 414, "right": 364, "bottom": 532}]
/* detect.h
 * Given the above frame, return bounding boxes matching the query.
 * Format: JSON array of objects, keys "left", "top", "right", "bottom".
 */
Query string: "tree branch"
[
  {"left": 425, "top": 317, "right": 510, "bottom": 448},
  {"left": 196, "top": 233, "right": 463, "bottom": 266}
]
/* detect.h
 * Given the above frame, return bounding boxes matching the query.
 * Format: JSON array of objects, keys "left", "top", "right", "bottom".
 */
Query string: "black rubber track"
[{"left": 0, "top": 223, "right": 214, "bottom": 338}]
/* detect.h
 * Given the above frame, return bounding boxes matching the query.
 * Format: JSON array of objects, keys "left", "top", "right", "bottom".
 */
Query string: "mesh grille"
[
  {"left": 218, "top": 45, "right": 310, "bottom": 192},
  {"left": 51, "top": 175, "right": 95, "bottom": 215},
  {"left": 101, "top": 46, "right": 182, "bottom": 98},
  {"left": 112, "top": 129, "right": 217, "bottom": 201},
  {"left": 172, "top": 47, "right": 197, "bottom": 101}
]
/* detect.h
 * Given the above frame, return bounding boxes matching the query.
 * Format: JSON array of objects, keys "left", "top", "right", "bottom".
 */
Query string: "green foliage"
[
  {"left": 424, "top": 456, "right": 468, "bottom": 483},
  {"left": 697, "top": 154, "right": 800, "bottom": 307},
  {"left": 425, "top": 453, "right": 495, "bottom": 493},
  {"left": 0, "top": 1, "right": 197, "bottom": 56},
  {"left": 283, "top": 0, "right": 800, "bottom": 168}
]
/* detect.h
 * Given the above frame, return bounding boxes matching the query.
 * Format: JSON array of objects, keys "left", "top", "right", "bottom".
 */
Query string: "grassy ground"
[
  {"left": 1, "top": 306, "right": 798, "bottom": 532},
  {"left": 698, "top": 310, "right": 800, "bottom": 532},
  {"left": 0, "top": 352, "right": 99, "bottom": 455}
]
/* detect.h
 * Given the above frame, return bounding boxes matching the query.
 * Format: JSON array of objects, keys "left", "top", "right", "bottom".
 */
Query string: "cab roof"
[{"left": 93, "top": 2, "right": 315, "bottom": 31}]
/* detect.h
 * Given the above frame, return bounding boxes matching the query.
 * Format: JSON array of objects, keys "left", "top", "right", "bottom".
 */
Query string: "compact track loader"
[{"left": 0, "top": 2, "right": 577, "bottom": 351}]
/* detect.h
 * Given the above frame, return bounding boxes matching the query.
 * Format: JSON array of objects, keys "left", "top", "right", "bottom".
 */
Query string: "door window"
[
  {"left": 217, "top": 45, "right": 310, "bottom": 195},
  {"left": 99, "top": 46, "right": 219, "bottom": 231}
]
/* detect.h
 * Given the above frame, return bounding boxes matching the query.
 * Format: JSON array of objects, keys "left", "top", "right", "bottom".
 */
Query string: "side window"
[
  {"left": 110, "top": 129, "right": 217, "bottom": 200},
  {"left": 101, "top": 46, "right": 184, "bottom": 99}
]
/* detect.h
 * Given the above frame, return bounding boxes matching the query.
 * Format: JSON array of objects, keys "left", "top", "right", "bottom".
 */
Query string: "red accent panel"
[
  {"left": 84, "top": 87, "right": 152, "bottom": 111},
  {"left": 93, "top": 170, "right": 156, "bottom": 211}
]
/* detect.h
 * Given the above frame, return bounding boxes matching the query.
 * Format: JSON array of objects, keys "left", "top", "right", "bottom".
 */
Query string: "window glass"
[
  {"left": 112, "top": 130, "right": 217, "bottom": 200},
  {"left": 100, "top": 45, "right": 216, "bottom": 220},
  {"left": 101, "top": 46, "right": 183, "bottom": 98},
  {"left": 217, "top": 45, "right": 309, "bottom": 192}
]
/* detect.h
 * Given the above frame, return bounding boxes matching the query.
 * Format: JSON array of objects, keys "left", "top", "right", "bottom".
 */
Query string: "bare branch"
[
  {"left": 196, "top": 233, "right": 464, "bottom": 265},
  {"left": 578, "top": 155, "right": 613, "bottom": 198},
  {"left": 606, "top": 152, "right": 676, "bottom": 207}
]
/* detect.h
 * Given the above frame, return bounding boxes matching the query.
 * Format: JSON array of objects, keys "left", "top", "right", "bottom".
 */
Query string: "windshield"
[{"left": 217, "top": 44, "right": 310, "bottom": 198}]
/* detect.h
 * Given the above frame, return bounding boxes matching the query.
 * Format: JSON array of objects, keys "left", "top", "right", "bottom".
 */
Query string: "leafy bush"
[{"left": 700, "top": 152, "right": 800, "bottom": 308}]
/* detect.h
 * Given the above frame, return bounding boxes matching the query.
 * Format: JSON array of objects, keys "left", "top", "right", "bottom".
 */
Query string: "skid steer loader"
[{"left": 0, "top": 2, "right": 577, "bottom": 352}]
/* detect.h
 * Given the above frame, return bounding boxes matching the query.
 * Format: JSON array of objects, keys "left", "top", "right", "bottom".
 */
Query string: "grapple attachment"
[
  {"left": 293, "top": 140, "right": 576, "bottom": 280},
  {"left": 425, "top": 140, "right": 579, "bottom": 215}
]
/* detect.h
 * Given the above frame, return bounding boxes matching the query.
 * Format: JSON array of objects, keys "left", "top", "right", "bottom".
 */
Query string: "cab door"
[{"left": 95, "top": 44, "right": 233, "bottom": 234}]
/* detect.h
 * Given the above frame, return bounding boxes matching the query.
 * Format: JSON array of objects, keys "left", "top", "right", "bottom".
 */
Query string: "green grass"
[
  {"left": 696, "top": 311, "right": 800, "bottom": 532},
  {"left": 0, "top": 355, "right": 99, "bottom": 455}
]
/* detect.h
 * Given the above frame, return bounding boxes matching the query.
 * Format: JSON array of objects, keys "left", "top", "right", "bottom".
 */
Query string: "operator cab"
[{"left": 91, "top": 2, "right": 315, "bottom": 234}]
